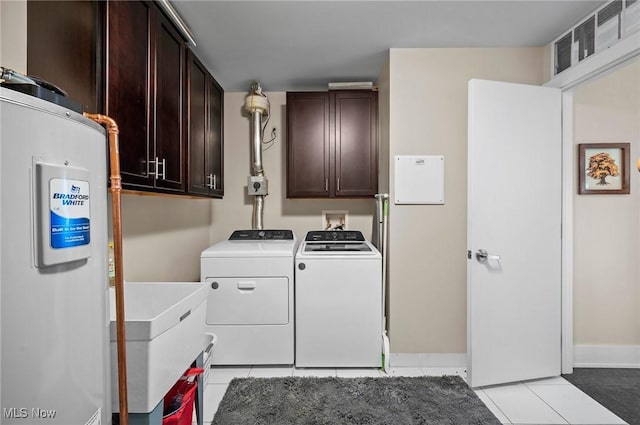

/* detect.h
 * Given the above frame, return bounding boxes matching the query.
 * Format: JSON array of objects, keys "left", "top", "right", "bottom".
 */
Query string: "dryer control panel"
[{"left": 229, "top": 229, "right": 294, "bottom": 240}]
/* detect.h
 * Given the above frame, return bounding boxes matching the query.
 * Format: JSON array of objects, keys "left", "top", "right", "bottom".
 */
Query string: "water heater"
[{"left": 1, "top": 87, "right": 111, "bottom": 425}]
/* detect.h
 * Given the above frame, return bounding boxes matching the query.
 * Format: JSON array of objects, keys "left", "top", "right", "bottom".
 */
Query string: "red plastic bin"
[{"left": 162, "top": 368, "right": 204, "bottom": 425}]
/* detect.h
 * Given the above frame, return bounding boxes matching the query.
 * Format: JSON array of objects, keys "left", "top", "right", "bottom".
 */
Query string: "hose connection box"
[{"left": 247, "top": 175, "right": 268, "bottom": 195}]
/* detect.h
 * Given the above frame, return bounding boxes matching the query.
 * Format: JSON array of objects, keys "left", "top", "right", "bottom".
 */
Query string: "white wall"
[
  {"left": 385, "top": 48, "right": 544, "bottom": 353},
  {"left": 120, "top": 194, "right": 212, "bottom": 282},
  {"left": 209, "top": 91, "right": 376, "bottom": 245},
  {"left": 573, "top": 60, "right": 640, "bottom": 346},
  {"left": 0, "top": 0, "right": 27, "bottom": 71}
]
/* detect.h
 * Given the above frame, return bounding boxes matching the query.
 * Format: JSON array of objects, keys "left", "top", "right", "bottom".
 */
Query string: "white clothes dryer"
[
  {"left": 201, "top": 230, "right": 297, "bottom": 365},
  {"left": 295, "top": 230, "right": 382, "bottom": 368}
]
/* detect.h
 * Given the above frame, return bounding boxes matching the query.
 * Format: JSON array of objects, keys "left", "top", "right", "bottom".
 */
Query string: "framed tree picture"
[{"left": 578, "top": 142, "right": 630, "bottom": 194}]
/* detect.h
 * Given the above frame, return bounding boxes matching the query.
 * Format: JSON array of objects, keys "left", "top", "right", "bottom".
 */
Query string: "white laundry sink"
[{"left": 109, "top": 282, "right": 207, "bottom": 413}]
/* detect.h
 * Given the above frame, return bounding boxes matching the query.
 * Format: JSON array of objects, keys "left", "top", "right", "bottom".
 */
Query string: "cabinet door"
[
  {"left": 154, "top": 11, "right": 185, "bottom": 192},
  {"left": 106, "top": 0, "right": 153, "bottom": 188},
  {"left": 333, "top": 91, "right": 378, "bottom": 197},
  {"left": 186, "top": 51, "right": 209, "bottom": 196},
  {"left": 186, "top": 52, "right": 224, "bottom": 198},
  {"left": 286, "top": 92, "right": 331, "bottom": 197},
  {"left": 207, "top": 77, "right": 224, "bottom": 197}
]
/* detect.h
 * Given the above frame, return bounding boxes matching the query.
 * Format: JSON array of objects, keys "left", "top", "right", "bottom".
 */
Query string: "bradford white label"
[{"left": 49, "top": 178, "right": 90, "bottom": 249}]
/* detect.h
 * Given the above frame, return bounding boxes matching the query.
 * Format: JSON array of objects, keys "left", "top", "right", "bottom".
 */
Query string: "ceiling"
[{"left": 171, "top": 1, "right": 604, "bottom": 92}]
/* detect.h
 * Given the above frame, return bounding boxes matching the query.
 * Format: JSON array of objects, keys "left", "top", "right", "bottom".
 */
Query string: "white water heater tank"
[{"left": 1, "top": 87, "right": 111, "bottom": 425}]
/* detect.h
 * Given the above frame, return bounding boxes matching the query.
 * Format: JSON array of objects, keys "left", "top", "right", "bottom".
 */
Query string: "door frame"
[{"left": 544, "top": 32, "right": 640, "bottom": 374}]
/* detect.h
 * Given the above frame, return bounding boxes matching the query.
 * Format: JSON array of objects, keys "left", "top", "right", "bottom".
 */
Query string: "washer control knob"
[
  {"left": 211, "top": 281, "right": 219, "bottom": 289},
  {"left": 298, "top": 263, "right": 306, "bottom": 270}
]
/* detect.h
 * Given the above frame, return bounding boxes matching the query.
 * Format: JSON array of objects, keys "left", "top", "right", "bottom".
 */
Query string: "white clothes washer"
[
  {"left": 295, "top": 230, "right": 382, "bottom": 367},
  {"left": 201, "top": 229, "right": 297, "bottom": 365}
]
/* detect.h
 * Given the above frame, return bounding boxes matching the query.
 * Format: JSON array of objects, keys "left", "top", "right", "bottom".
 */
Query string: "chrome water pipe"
[
  {"left": 244, "top": 82, "right": 269, "bottom": 230},
  {"left": 253, "top": 195, "right": 264, "bottom": 230},
  {"left": 251, "top": 107, "right": 264, "bottom": 176},
  {"left": 251, "top": 102, "right": 264, "bottom": 229}
]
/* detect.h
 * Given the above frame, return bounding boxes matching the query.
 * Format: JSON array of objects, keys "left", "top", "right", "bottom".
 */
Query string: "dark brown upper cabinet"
[
  {"left": 287, "top": 90, "right": 378, "bottom": 198},
  {"left": 333, "top": 90, "right": 379, "bottom": 197},
  {"left": 286, "top": 92, "right": 330, "bottom": 197},
  {"left": 27, "top": 0, "right": 224, "bottom": 199},
  {"left": 106, "top": 0, "right": 185, "bottom": 193},
  {"left": 186, "top": 50, "right": 224, "bottom": 198}
]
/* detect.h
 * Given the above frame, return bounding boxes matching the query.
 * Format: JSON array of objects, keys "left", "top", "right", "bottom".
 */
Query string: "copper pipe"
[{"left": 83, "top": 113, "right": 128, "bottom": 425}]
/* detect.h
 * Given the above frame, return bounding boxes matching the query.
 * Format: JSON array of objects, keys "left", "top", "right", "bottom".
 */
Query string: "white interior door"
[{"left": 467, "top": 79, "right": 562, "bottom": 388}]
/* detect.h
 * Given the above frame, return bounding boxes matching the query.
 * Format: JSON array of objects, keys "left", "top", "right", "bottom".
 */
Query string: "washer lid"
[{"left": 299, "top": 230, "right": 379, "bottom": 255}]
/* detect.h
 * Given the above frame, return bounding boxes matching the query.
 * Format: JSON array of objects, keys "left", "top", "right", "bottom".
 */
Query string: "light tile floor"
[{"left": 195, "top": 366, "right": 628, "bottom": 425}]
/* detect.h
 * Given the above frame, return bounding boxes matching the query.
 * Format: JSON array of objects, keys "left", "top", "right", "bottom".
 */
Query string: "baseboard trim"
[
  {"left": 390, "top": 353, "right": 466, "bottom": 368},
  {"left": 574, "top": 344, "right": 640, "bottom": 368}
]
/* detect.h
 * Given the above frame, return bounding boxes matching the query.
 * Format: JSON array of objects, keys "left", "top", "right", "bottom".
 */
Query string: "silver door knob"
[{"left": 476, "top": 249, "right": 500, "bottom": 262}]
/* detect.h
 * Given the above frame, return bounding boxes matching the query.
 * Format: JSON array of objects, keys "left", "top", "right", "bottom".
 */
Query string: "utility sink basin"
[{"left": 109, "top": 282, "right": 208, "bottom": 413}]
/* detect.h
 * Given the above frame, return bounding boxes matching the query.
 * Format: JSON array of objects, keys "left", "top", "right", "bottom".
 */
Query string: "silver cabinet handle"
[
  {"left": 476, "top": 249, "right": 500, "bottom": 262},
  {"left": 213, "top": 174, "right": 217, "bottom": 190},
  {"left": 337, "top": 177, "right": 340, "bottom": 192},
  {"left": 206, "top": 174, "right": 214, "bottom": 189},
  {"left": 325, "top": 178, "right": 328, "bottom": 192},
  {"left": 147, "top": 158, "right": 156, "bottom": 178},
  {"left": 150, "top": 157, "right": 166, "bottom": 180},
  {"left": 158, "top": 158, "right": 166, "bottom": 180}
]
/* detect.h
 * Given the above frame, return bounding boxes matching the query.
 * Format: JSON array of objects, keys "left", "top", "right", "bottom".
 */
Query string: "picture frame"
[{"left": 578, "top": 142, "right": 630, "bottom": 194}]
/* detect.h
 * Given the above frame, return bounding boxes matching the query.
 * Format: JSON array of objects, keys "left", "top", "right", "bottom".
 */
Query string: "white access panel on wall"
[{"left": 394, "top": 155, "right": 445, "bottom": 204}]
